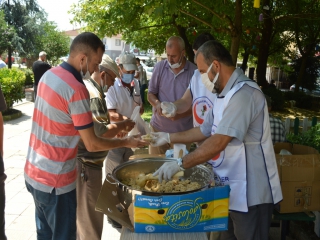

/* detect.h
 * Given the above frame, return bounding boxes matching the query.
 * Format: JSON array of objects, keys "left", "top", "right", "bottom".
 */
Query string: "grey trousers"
[
  {"left": 105, "top": 147, "right": 133, "bottom": 175},
  {"left": 220, "top": 203, "right": 274, "bottom": 240},
  {"left": 76, "top": 161, "right": 103, "bottom": 240}
]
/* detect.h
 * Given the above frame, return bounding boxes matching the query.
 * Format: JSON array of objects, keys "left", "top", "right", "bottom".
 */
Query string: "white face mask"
[
  {"left": 100, "top": 75, "right": 109, "bottom": 92},
  {"left": 167, "top": 52, "right": 183, "bottom": 69},
  {"left": 201, "top": 62, "right": 219, "bottom": 93},
  {"left": 80, "top": 57, "right": 91, "bottom": 80}
]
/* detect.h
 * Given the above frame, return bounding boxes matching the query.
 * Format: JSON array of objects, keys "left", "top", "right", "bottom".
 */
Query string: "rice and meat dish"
[{"left": 122, "top": 176, "right": 201, "bottom": 193}]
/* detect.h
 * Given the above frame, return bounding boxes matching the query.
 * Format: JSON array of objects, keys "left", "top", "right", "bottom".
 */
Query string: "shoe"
[{"left": 107, "top": 216, "right": 122, "bottom": 229}]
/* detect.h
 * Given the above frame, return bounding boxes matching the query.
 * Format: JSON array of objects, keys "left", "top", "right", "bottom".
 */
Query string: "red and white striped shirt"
[{"left": 24, "top": 62, "right": 93, "bottom": 195}]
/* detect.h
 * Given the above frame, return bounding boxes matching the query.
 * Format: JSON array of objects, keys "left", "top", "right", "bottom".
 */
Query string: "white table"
[{"left": 120, "top": 227, "right": 209, "bottom": 240}]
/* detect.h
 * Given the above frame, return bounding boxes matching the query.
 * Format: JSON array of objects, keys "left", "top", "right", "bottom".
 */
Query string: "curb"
[{"left": 3, "top": 109, "right": 22, "bottom": 121}]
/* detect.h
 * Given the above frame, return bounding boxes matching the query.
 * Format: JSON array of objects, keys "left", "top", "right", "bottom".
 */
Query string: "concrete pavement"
[
  {"left": 3, "top": 100, "right": 288, "bottom": 240},
  {"left": 3, "top": 100, "right": 120, "bottom": 240}
]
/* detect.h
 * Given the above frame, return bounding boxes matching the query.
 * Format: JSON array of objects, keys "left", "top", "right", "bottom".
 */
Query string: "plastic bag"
[{"left": 128, "top": 106, "right": 150, "bottom": 137}]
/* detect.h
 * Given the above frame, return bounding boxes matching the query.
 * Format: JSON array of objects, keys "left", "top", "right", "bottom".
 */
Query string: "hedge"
[{"left": 0, "top": 68, "right": 26, "bottom": 111}]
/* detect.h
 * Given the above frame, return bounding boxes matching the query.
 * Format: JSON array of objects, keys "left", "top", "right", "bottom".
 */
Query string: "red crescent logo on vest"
[
  {"left": 212, "top": 153, "right": 220, "bottom": 160},
  {"left": 193, "top": 103, "right": 204, "bottom": 125},
  {"left": 208, "top": 150, "right": 225, "bottom": 168}
]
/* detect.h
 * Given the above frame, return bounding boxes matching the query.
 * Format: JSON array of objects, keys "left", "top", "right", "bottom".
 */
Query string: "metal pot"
[{"left": 107, "top": 157, "right": 213, "bottom": 210}]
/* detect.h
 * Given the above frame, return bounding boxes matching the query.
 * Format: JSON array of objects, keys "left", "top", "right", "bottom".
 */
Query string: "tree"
[
  {"left": 255, "top": 0, "right": 320, "bottom": 87},
  {"left": 0, "top": 10, "right": 16, "bottom": 56},
  {"left": 1, "top": 0, "right": 46, "bottom": 67},
  {"left": 34, "top": 22, "right": 70, "bottom": 66}
]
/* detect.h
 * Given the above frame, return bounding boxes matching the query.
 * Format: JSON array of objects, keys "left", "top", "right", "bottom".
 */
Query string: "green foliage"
[
  {"left": 0, "top": 68, "right": 25, "bottom": 109},
  {"left": 145, "top": 57, "right": 156, "bottom": 67},
  {"left": 286, "top": 124, "right": 320, "bottom": 152},
  {"left": 262, "top": 88, "right": 285, "bottom": 111},
  {"left": 1, "top": 0, "right": 46, "bottom": 57},
  {"left": 283, "top": 91, "right": 314, "bottom": 110},
  {"left": 0, "top": 10, "right": 17, "bottom": 55},
  {"left": 35, "top": 22, "right": 70, "bottom": 66},
  {"left": 288, "top": 56, "right": 320, "bottom": 91},
  {"left": 20, "top": 68, "right": 34, "bottom": 86}
]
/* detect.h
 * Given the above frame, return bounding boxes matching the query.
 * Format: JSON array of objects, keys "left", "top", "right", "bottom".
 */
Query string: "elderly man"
[
  {"left": 32, "top": 51, "right": 51, "bottom": 99},
  {"left": 265, "top": 95, "right": 286, "bottom": 144},
  {"left": 161, "top": 32, "right": 216, "bottom": 129},
  {"left": 147, "top": 36, "right": 197, "bottom": 154},
  {"left": 152, "top": 40, "right": 282, "bottom": 240},
  {"left": 24, "top": 32, "right": 147, "bottom": 240},
  {"left": 104, "top": 53, "right": 144, "bottom": 229},
  {"left": 76, "top": 54, "right": 136, "bottom": 240}
]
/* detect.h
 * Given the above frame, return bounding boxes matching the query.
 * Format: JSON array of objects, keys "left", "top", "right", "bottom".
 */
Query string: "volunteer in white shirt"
[
  {"left": 105, "top": 53, "right": 143, "bottom": 176},
  {"left": 151, "top": 40, "right": 283, "bottom": 240}
]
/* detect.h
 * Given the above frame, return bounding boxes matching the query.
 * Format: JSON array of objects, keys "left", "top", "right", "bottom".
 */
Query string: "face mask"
[
  {"left": 100, "top": 75, "right": 109, "bottom": 92},
  {"left": 121, "top": 73, "right": 135, "bottom": 84},
  {"left": 167, "top": 52, "right": 183, "bottom": 69},
  {"left": 80, "top": 57, "right": 91, "bottom": 80},
  {"left": 201, "top": 63, "right": 219, "bottom": 93}
]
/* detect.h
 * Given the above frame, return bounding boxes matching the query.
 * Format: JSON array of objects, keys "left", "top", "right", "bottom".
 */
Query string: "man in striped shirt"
[{"left": 24, "top": 32, "right": 147, "bottom": 240}]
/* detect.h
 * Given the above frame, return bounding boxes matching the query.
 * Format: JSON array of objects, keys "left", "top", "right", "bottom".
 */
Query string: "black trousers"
[{"left": 0, "top": 155, "right": 6, "bottom": 240}]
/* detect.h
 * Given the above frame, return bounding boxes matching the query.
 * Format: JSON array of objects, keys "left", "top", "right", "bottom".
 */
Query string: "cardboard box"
[
  {"left": 95, "top": 176, "right": 230, "bottom": 233},
  {"left": 274, "top": 143, "right": 320, "bottom": 213}
]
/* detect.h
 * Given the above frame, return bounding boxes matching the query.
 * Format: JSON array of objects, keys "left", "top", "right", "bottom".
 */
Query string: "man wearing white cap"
[
  {"left": 32, "top": 51, "right": 51, "bottom": 99},
  {"left": 104, "top": 52, "right": 143, "bottom": 228},
  {"left": 76, "top": 54, "right": 136, "bottom": 239}
]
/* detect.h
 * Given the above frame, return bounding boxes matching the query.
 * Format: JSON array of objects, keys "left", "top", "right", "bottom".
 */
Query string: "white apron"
[
  {"left": 208, "top": 80, "right": 282, "bottom": 212},
  {"left": 190, "top": 70, "right": 216, "bottom": 127}
]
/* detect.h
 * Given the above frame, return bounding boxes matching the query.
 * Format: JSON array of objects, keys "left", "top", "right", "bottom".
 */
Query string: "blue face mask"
[{"left": 121, "top": 73, "right": 134, "bottom": 84}]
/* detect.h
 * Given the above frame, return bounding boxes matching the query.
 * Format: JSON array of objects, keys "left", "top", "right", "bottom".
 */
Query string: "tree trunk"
[
  {"left": 294, "top": 55, "right": 307, "bottom": 93},
  {"left": 176, "top": 25, "right": 194, "bottom": 63},
  {"left": 256, "top": 0, "right": 273, "bottom": 88},
  {"left": 241, "top": 51, "right": 249, "bottom": 72},
  {"left": 229, "top": 0, "right": 242, "bottom": 66}
]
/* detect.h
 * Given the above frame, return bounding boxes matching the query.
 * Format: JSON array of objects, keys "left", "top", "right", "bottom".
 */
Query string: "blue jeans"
[{"left": 25, "top": 182, "right": 76, "bottom": 240}]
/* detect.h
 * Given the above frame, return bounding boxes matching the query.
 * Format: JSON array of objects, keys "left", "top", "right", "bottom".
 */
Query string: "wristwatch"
[{"left": 177, "top": 158, "right": 185, "bottom": 171}]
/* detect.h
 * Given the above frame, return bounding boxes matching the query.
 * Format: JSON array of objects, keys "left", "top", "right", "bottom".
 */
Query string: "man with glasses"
[
  {"left": 76, "top": 54, "right": 136, "bottom": 239},
  {"left": 147, "top": 36, "right": 197, "bottom": 154}
]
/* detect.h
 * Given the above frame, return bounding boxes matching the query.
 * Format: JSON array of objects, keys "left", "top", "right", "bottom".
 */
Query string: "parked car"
[{"left": 141, "top": 63, "right": 153, "bottom": 80}]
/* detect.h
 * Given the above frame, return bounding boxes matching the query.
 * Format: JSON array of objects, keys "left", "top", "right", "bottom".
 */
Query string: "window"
[{"left": 115, "top": 39, "right": 121, "bottom": 46}]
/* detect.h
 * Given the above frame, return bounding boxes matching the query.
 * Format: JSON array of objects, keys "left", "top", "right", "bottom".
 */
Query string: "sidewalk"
[
  {"left": 3, "top": 100, "right": 120, "bottom": 239},
  {"left": 3, "top": 100, "right": 288, "bottom": 240}
]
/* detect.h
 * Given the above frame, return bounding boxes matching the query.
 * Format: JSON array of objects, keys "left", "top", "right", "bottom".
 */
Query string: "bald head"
[{"left": 166, "top": 36, "right": 185, "bottom": 51}]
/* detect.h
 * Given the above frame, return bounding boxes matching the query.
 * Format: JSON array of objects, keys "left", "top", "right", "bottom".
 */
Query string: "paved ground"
[
  {"left": 3, "top": 100, "right": 120, "bottom": 240},
  {"left": 2, "top": 100, "right": 290, "bottom": 240}
]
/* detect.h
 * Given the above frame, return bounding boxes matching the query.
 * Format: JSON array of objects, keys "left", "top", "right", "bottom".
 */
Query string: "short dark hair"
[
  {"left": 136, "top": 58, "right": 140, "bottom": 62},
  {"left": 70, "top": 32, "right": 105, "bottom": 56},
  {"left": 196, "top": 40, "right": 234, "bottom": 67},
  {"left": 192, "top": 32, "right": 215, "bottom": 51}
]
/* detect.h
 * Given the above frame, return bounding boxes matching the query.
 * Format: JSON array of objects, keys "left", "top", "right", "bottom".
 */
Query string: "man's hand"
[
  {"left": 154, "top": 101, "right": 163, "bottom": 116},
  {"left": 125, "top": 135, "right": 148, "bottom": 148},
  {"left": 161, "top": 102, "right": 177, "bottom": 118},
  {"left": 153, "top": 161, "right": 180, "bottom": 182},
  {"left": 150, "top": 132, "right": 170, "bottom": 147},
  {"left": 139, "top": 104, "right": 144, "bottom": 115},
  {"left": 122, "top": 119, "right": 135, "bottom": 132}
]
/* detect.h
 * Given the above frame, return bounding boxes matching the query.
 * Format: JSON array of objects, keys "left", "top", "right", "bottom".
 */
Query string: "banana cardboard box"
[
  {"left": 133, "top": 185, "right": 230, "bottom": 233},
  {"left": 95, "top": 176, "right": 230, "bottom": 233}
]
